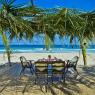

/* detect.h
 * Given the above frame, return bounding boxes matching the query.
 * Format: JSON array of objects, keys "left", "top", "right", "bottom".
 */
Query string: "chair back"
[
  {"left": 71, "top": 56, "right": 79, "bottom": 65},
  {"left": 35, "top": 61, "right": 48, "bottom": 72},
  {"left": 52, "top": 61, "right": 65, "bottom": 71},
  {"left": 20, "top": 56, "right": 28, "bottom": 67},
  {"left": 71, "top": 56, "right": 79, "bottom": 63}
]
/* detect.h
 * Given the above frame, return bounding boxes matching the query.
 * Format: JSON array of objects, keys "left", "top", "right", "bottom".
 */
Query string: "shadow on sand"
[{"left": 0, "top": 63, "right": 95, "bottom": 95}]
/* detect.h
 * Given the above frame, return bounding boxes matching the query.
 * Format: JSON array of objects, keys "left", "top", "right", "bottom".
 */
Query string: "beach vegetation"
[
  {"left": 39, "top": 8, "right": 95, "bottom": 66},
  {"left": 0, "top": 0, "right": 35, "bottom": 65}
]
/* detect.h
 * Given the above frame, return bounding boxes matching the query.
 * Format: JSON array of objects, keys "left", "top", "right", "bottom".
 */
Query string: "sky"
[{"left": 15, "top": 0, "right": 95, "bottom": 11}]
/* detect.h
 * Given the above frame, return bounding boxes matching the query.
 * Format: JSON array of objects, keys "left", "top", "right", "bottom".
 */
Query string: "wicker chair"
[
  {"left": 35, "top": 61, "right": 48, "bottom": 84},
  {"left": 20, "top": 56, "right": 34, "bottom": 75},
  {"left": 66, "top": 56, "right": 79, "bottom": 75},
  {"left": 51, "top": 61, "right": 66, "bottom": 83}
]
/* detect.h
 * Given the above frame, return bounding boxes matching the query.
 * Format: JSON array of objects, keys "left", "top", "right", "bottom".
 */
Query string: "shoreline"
[
  {"left": 0, "top": 49, "right": 95, "bottom": 54},
  {"left": 0, "top": 52, "right": 95, "bottom": 66}
]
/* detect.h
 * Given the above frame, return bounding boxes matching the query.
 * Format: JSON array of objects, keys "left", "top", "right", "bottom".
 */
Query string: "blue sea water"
[{"left": 0, "top": 45, "right": 95, "bottom": 53}]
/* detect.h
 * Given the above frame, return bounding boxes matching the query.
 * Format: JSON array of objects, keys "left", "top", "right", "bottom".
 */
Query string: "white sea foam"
[{"left": 0, "top": 48, "right": 95, "bottom": 53}]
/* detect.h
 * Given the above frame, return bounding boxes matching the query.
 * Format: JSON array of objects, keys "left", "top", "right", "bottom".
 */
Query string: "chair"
[
  {"left": 20, "top": 56, "right": 34, "bottom": 75},
  {"left": 66, "top": 56, "right": 79, "bottom": 75},
  {"left": 51, "top": 61, "right": 66, "bottom": 83},
  {"left": 35, "top": 61, "right": 48, "bottom": 84}
]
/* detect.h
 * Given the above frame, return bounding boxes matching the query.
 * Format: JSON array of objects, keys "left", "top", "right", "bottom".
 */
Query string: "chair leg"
[
  {"left": 35, "top": 74, "right": 39, "bottom": 85},
  {"left": 73, "top": 67, "right": 79, "bottom": 79},
  {"left": 30, "top": 67, "right": 33, "bottom": 74},
  {"left": 62, "top": 74, "right": 63, "bottom": 81},
  {"left": 20, "top": 67, "right": 25, "bottom": 75},
  {"left": 52, "top": 73, "right": 53, "bottom": 84},
  {"left": 45, "top": 85, "right": 48, "bottom": 92},
  {"left": 76, "top": 69, "right": 79, "bottom": 75},
  {"left": 34, "top": 77, "right": 37, "bottom": 84},
  {"left": 65, "top": 67, "right": 68, "bottom": 74},
  {"left": 63, "top": 68, "right": 67, "bottom": 83},
  {"left": 74, "top": 67, "right": 79, "bottom": 75},
  {"left": 47, "top": 74, "right": 48, "bottom": 85},
  {"left": 62, "top": 73, "right": 65, "bottom": 83},
  {"left": 63, "top": 74, "right": 65, "bottom": 83}
]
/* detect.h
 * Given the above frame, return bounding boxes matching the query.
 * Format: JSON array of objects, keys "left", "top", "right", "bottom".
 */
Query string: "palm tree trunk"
[
  {"left": 81, "top": 44, "right": 87, "bottom": 66},
  {"left": 45, "top": 33, "right": 52, "bottom": 51},
  {"left": 6, "top": 49, "right": 11, "bottom": 66},
  {"left": 8, "top": 56, "right": 11, "bottom": 66},
  {"left": 0, "top": 30, "right": 12, "bottom": 66},
  {"left": 31, "top": 0, "right": 34, "bottom": 6}
]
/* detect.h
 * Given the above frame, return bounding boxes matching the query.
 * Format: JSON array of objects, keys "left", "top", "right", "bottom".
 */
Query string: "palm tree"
[
  {"left": 0, "top": 0, "right": 35, "bottom": 66},
  {"left": 41, "top": 8, "right": 91, "bottom": 65},
  {"left": 53, "top": 8, "right": 95, "bottom": 66},
  {"left": 79, "top": 12, "right": 95, "bottom": 65},
  {"left": 35, "top": 8, "right": 62, "bottom": 50},
  {"left": 28, "top": 9, "right": 55, "bottom": 50},
  {"left": 33, "top": 7, "right": 95, "bottom": 65}
]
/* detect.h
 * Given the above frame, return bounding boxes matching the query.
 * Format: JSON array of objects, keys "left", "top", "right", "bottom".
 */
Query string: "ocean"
[{"left": 0, "top": 45, "right": 95, "bottom": 53}]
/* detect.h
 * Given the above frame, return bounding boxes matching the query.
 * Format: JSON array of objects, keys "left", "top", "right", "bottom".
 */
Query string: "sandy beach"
[
  {"left": 0, "top": 52, "right": 95, "bottom": 95},
  {"left": 0, "top": 52, "right": 95, "bottom": 66}
]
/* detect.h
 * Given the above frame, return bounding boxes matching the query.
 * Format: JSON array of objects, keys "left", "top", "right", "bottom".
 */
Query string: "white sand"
[{"left": 0, "top": 52, "right": 95, "bottom": 66}]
